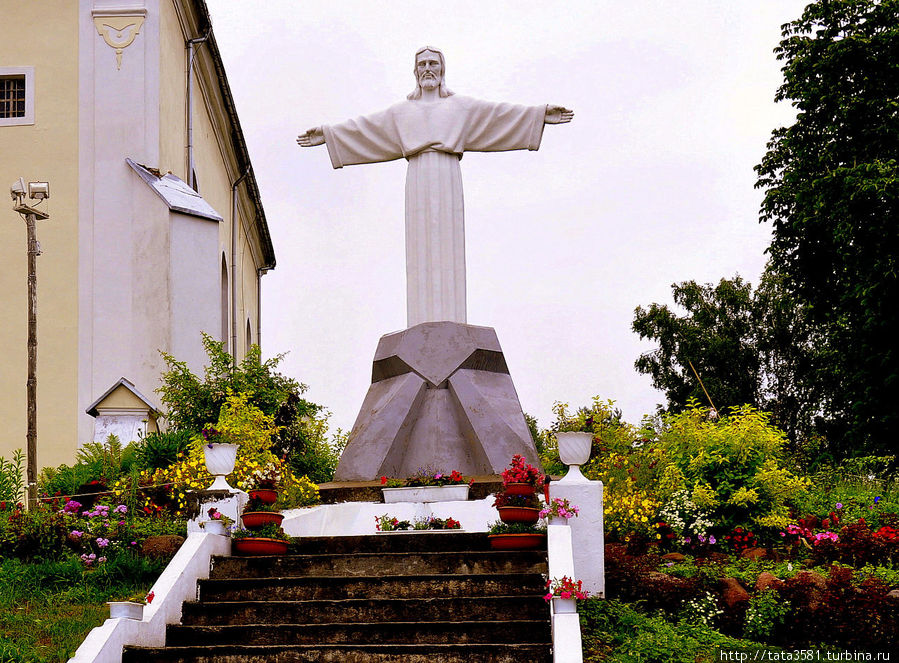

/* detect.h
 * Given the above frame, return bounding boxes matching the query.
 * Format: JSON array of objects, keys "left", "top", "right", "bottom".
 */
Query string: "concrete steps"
[{"left": 123, "top": 531, "right": 552, "bottom": 662}]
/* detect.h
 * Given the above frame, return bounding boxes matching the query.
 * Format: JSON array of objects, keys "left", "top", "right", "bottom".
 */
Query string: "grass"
[{"left": 0, "top": 555, "right": 166, "bottom": 663}]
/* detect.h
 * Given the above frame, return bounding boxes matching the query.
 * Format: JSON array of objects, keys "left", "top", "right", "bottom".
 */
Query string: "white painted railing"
[{"left": 67, "top": 532, "right": 231, "bottom": 663}]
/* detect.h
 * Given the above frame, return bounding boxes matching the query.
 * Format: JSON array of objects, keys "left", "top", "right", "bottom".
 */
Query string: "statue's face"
[{"left": 415, "top": 50, "right": 442, "bottom": 90}]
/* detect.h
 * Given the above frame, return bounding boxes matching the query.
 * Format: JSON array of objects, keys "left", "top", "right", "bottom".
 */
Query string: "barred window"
[
  {"left": 0, "top": 67, "right": 34, "bottom": 126},
  {"left": 0, "top": 76, "right": 26, "bottom": 118}
]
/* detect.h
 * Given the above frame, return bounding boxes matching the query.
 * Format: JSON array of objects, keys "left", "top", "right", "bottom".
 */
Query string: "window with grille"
[
  {"left": 0, "top": 67, "right": 34, "bottom": 126},
  {"left": 0, "top": 76, "right": 25, "bottom": 118}
]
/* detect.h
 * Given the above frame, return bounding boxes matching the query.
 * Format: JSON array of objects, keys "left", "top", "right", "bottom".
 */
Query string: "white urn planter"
[
  {"left": 201, "top": 519, "right": 229, "bottom": 536},
  {"left": 382, "top": 484, "right": 470, "bottom": 503},
  {"left": 107, "top": 601, "right": 143, "bottom": 620},
  {"left": 551, "top": 597, "right": 578, "bottom": 614},
  {"left": 203, "top": 443, "right": 238, "bottom": 491},
  {"left": 556, "top": 431, "right": 593, "bottom": 483}
]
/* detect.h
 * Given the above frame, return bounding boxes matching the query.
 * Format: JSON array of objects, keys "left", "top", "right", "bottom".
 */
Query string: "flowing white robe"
[{"left": 322, "top": 95, "right": 546, "bottom": 327}]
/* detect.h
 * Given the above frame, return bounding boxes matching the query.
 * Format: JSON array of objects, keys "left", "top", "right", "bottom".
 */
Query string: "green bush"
[
  {"left": 133, "top": 430, "right": 194, "bottom": 472},
  {"left": 744, "top": 589, "right": 791, "bottom": 640},
  {"left": 0, "top": 449, "right": 24, "bottom": 504},
  {"left": 651, "top": 403, "right": 809, "bottom": 535},
  {"left": 39, "top": 435, "right": 139, "bottom": 497}
]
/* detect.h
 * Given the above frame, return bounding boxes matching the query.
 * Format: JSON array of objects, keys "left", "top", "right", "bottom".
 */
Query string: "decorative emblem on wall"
[{"left": 93, "top": 15, "right": 145, "bottom": 70}]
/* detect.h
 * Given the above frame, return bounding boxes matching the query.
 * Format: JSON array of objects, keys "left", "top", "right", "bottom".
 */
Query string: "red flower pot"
[
  {"left": 503, "top": 483, "right": 537, "bottom": 497},
  {"left": 233, "top": 537, "right": 288, "bottom": 556},
  {"left": 248, "top": 489, "right": 278, "bottom": 504},
  {"left": 498, "top": 506, "right": 541, "bottom": 524},
  {"left": 242, "top": 511, "right": 284, "bottom": 529},
  {"left": 488, "top": 533, "right": 546, "bottom": 550}
]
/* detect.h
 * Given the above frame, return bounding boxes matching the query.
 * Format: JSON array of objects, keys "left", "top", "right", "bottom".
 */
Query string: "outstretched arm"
[
  {"left": 296, "top": 126, "right": 325, "bottom": 147},
  {"left": 544, "top": 105, "right": 574, "bottom": 124}
]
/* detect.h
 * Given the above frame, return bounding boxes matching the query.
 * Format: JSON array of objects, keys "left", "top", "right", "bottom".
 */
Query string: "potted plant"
[
  {"left": 200, "top": 426, "right": 238, "bottom": 491},
  {"left": 232, "top": 523, "right": 289, "bottom": 555},
  {"left": 241, "top": 463, "right": 281, "bottom": 504},
  {"left": 107, "top": 590, "right": 154, "bottom": 620},
  {"left": 543, "top": 575, "right": 589, "bottom": 614},
  {"left": 241, "top": 495, "right": 284, "bottom": 529},
  {"left": 501, "top": 455, "right": 544, "bottom": 496},
  {"left": 539, "top": 497, "right": 580, "bottom": 526},
  {"left": 493, "top": 491, "right": 542, "bottom": 524},
  {"left": 381, "top": 468, "right": 472, "bottom": 503},
  {"left": 486, "top": 520, "right": 547, "bottom": 550},
  {"left": 199, "top": 507, "right": 234, "bottom": 535},
  {"left": 554, "top": 416, "right": 594, "bottom": 480},
  {"left": 375, "top": 514, "right": 463, "bottom": 532}
]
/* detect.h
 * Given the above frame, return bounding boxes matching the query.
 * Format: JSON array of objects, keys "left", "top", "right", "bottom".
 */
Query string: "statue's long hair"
[{"left": 407, "top": 46, "right": 454, "bottom": 100}]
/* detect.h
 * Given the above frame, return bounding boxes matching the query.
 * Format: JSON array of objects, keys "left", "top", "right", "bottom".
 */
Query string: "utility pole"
[{"left": 10, "top": 178, "right": 50, "bottom": 510}]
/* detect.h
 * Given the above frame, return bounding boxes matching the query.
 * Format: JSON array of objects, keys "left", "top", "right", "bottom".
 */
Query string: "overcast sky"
[{"left": 206, "top": 0, "right": 808, "bottom": 435}]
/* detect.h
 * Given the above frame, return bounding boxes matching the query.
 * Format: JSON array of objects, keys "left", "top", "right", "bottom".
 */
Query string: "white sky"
[{"left": 206, "top": 0, "right": 807, "bottom": 434}]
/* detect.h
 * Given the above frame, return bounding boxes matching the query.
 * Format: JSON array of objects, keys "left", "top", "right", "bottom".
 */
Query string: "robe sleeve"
[
  {"left": 461, "top": 99, "right": 546, "bottom": 153},
  {"left": 322, "top": 106, "right": 405, "bottom": 169}
]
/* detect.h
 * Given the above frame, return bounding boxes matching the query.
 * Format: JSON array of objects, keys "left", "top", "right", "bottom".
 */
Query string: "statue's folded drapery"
[{"left": 323, "top": 96, "right": 546, "bottom": 327}]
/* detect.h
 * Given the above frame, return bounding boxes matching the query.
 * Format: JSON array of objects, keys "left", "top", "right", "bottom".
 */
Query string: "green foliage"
[
  {"left": 652, "top": 403, "right": 809, "bottom": 534},
  {"left": 744, "top": 589, "right": 791, "bottom": 641},
  {"left": 755, "top": 0, "right": 899, "bottom": 460},
  {"left": 39, "top": 436, "right": 140, "bottom": 497},
  {"left": 133, "top": 430, "right": 193, "bottom": 472},
  {"left": 633, "top": 276, "right": 760, "bottom": 412},
  {"left": 157, "top": 332, "right": 340, "bottom": 483},
  {"left": 487, "top": 520, "right": 547, "bottom": 535},
  {"left": 0, "top": 554, "right": 165, "bottom": 662},
  {"left": 0, "top": 449, "right": 24, "bottom": 504},
  {"left": 579, "top": 598, "right": 762, "bottom": 662},
  {"left": 632, "top": 272, "right": 819, "bottom": 446},
  {"left": 232, "top": 523, "right": 288, "bottom": 540}
]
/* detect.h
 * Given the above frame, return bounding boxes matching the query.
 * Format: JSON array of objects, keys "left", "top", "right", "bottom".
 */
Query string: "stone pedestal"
[
  {"left": 334, "top": 322, "right": 541, "bottom": 481},
  {"left": 552, "top": 473, "right": 605, "bottom": 598}
]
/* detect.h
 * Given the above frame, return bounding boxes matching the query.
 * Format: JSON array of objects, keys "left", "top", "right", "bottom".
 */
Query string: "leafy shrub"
[
  {"left": 602, "top": 489, "right": 660, "bottom": 541},
  {"left": 744, "top": 589, "right": 790, "bottom": 640},
  {"left": 680, "top": 591, "right": 723, "bottom": 628},
  {"left": 0, "top": 450, "right": 24, "bottom": 504},
  {"left": 38, "top": 435, "right": 140, "bottom": 500},
  {"left": 133, "top": 430, "right": 194, "bottom": 472},
  {"left": 651, "top": 403, "right": 809, "bottom": 536}
]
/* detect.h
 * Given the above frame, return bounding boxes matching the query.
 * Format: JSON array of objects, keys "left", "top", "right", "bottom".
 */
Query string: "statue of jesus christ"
[{"left": 298, "top": 46, "right": 573, "bottom": 328}]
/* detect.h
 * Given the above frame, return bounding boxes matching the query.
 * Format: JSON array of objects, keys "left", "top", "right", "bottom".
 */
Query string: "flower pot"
[
  {"left": 488, "top": 533, "right": 546, "bottom": 550},
  {"left": 202, "top": 520, "right": 229, "bottom": 536},
  {"left": 503, "top": 483, "right": 536, "bottom": 497},
  {"left": 557, "top": 432, "right": 592, "bottom": 465},
  {"left": 107, "top": 601, "right": 143, "bottom": 620},
  {"left": 557, "top": 432, "right": 593, "bottom": 482},
  {"left": 497, "top": 506, "right": 541, "bottom": 524},
  {"left": 233, "top": 537, "right": 288, "bottom": 556},
  {"left": 203, "top": 443, "right": 238, "bottom": 491},
  {"left": 552, "top": 597, "right": 578, "bottom": 614},
  {"left": 548, "top": 516, "right": 570, "bottom": 526},
  {"left": 248, "top": 489, "right": 278, "bottom": 504},
  {"left": 241, "top": 511, "right": 284, "bottom": 529},
  {"left": 382, "top": 484, "right": 470, "bottom": 503}
]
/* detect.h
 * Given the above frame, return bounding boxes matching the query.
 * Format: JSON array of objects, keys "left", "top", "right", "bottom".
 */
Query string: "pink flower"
[{"left": 560, "top": 591, "right": 572, "bottom": 599}]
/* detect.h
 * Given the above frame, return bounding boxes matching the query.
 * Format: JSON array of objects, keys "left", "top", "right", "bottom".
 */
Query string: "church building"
[{"left": 0, "top": 0, "right": 275, "bottom": 469}]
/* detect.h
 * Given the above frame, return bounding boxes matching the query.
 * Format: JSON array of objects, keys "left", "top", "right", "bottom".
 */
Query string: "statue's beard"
[{"left": 419, "top": 74, "right": 439, "bottom": 90}]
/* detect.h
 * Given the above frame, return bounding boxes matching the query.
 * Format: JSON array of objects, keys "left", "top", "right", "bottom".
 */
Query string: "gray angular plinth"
[{"left": 334, "top": 322, "right": 542, "bottom": 481}]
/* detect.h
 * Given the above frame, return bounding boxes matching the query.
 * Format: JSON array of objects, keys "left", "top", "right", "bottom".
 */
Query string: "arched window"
[
  {"left": 246, "top": 319, "right": 252, "bottom": 355},
  {"left": 221, "top": 254, "right": 229, "bottom": 350}
]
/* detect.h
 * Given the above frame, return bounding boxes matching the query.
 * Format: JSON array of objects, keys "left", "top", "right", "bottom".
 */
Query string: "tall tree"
[
  {"left": 633, "top": 277, "right": 760, "bottom": 414},
  {"left": 633, "top": 270, "right": 820, "bottom": 446},
  {"left": 755, "top": 0, "right": 899, "bottom": 457}
]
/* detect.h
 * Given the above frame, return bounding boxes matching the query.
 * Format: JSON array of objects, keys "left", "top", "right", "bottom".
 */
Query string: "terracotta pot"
[
  {"left": 487, "top": 533, "right": 546, "bottom": 550},
  {"left": 503, "top": 483, "right": 536, "bottom": 497},
  {"left": 497, "top": 506, "right": 541, "bottom": 524},
  {"left": 241, "top": 511, "right": 284, "bottom": 529},
  {"left": 233, "top": 537, "right": 288, "bottom": 556},
  {"left": 248, "top": 489, "right": 278, "bottom": 504}
]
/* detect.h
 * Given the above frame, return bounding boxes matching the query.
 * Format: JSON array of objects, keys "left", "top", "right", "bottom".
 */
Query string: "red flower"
[
  {"left": 145, "top": 591, "right": 154, "bottom": 604},
  {"left": 380, "top": 476, "right": 387, "bottom": 485}
]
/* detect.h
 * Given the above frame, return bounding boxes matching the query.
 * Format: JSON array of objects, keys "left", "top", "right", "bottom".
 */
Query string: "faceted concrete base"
[{"left": 334, "top": 322, "right": 542, "bottom": 481}]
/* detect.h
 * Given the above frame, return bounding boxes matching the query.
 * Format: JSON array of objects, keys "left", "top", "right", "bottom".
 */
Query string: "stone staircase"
[{"left": 122, "top": 532, "right": 552, "bottom": 662}]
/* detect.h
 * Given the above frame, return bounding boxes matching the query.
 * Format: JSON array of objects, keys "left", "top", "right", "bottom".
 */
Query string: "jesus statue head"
[{"left": 407, "top": 46, "right": 455, "bottom": 100}]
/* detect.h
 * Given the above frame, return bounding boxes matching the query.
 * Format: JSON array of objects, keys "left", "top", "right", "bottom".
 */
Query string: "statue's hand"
[
  {"left": 544, "top": 105, "right": 574, "bottom": 124},
  {"left": 296, "top": 126, "right": 325, "bottom": 147}
]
